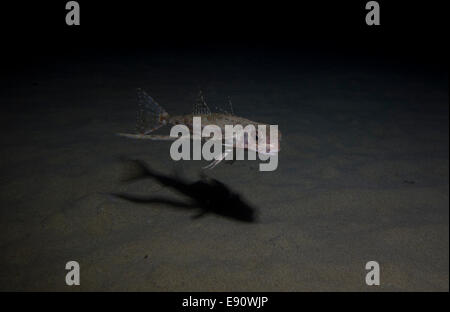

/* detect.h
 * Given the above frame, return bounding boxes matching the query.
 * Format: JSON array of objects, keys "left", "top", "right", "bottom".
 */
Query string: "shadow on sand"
[{"left": 112, "top": 159, "right": 257, "bottom": 223}]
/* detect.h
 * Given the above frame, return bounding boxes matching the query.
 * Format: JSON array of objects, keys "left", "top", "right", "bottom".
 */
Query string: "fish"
[{"left": 118, "top": 89, "right": 281, "bottom": 168}]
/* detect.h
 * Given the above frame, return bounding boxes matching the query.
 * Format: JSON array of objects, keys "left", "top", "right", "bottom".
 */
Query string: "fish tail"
[{"left": 136, "top": 88, "right": 170, "bottom": 134}]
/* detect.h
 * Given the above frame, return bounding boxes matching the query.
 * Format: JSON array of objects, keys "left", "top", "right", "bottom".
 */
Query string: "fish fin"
[
  {"left": 227, "top": 96, "right": 234, "bottom": 115},
  {"left": 193, "top": 90, "right": 211, "bottom": 116},
  {"left": 213, "top": 97, "right": 234, "bottom": 115},
  {"left": 117, "top": 133, "right": 182, "bottom": 141},
  {"left": 223, "top": 146, "right": 236, "bottom": 165},
  {"left": 203, "top": 148, "right": 233, "bottom": 169},
  {"left": 136, "top": 88, "right": 170, "bottom": 134}
]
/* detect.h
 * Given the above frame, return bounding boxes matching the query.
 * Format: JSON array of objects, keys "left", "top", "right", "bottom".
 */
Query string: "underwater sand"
[{"left": 0, "top": 53, "right": 448, "bottom": 291}]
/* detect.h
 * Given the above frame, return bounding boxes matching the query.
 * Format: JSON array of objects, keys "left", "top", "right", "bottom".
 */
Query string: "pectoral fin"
[{"left": 203, "top": 148, "right": 233, "bottom": 169}]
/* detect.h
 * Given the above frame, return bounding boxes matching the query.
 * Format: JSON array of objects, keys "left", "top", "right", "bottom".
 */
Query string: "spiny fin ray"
[
  {"left": 136, "top": 88, "right": 169, "bottom": 134},
  {"left": 193, "top": 90, "right": 211, "bottom": 116}
]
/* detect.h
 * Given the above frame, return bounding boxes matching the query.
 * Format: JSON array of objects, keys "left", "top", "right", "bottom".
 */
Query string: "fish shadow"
[{"left": 112, "top": 158, "right": 257, "bottom": 223}]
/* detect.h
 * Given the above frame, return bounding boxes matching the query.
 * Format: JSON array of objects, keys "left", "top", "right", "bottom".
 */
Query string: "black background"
[{"left": 1, "top": 1, "right": 448, "bottom": 71}]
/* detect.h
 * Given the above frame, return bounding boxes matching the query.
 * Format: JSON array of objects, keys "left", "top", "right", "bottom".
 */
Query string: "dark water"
[{"left": 0, "top": 1, "right": 448, "bottom": 291}]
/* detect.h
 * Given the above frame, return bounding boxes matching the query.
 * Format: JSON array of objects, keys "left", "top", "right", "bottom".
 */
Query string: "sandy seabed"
[{"left": 0, "top": 54, "right": 448, "bottom": 291}]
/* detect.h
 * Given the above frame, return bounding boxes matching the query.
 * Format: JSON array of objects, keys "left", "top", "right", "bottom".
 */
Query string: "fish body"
[
  {"left": 118, "top": 89, "right": 280, "bottom": 168},
  {"left": 170, "top": 113, "right": 260, "bottom": 131}
]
